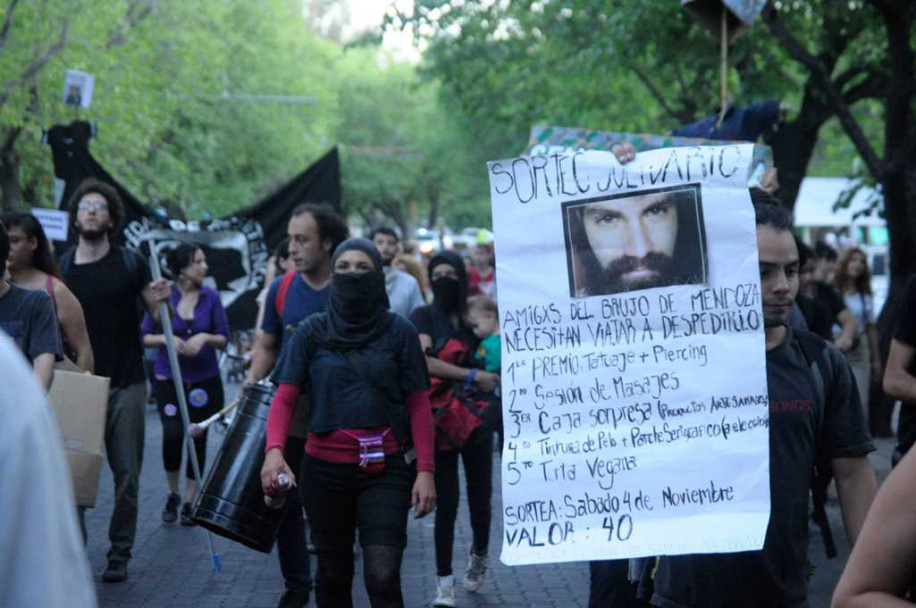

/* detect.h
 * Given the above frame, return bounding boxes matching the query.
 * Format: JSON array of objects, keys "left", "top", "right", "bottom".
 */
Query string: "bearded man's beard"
[
  {"left": 75, "top": 223, "right": 107, "bottom": 242},
  {"left": 595, "top": 251, "right": 676, "bottom": 293}
]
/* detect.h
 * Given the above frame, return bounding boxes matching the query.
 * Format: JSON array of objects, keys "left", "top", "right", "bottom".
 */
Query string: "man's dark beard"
[
  {"left": 594, "top": 251, "right": 676, "bottom": 293},
  {"left": 75, "top": 223, "right": 106, "bottom": 242}
]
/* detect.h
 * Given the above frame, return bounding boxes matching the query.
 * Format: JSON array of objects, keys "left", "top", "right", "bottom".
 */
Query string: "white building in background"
[{"left": 792, "top": 176, "right": 888, "bottom": 311}]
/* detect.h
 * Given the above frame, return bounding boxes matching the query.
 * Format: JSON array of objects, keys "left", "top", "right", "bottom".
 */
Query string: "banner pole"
[
  {"left": 147, "top": 241, "right": 222, "bottom": 574},
  {"left": 717, "top": 5, "right": 729, "bottom": 129}
]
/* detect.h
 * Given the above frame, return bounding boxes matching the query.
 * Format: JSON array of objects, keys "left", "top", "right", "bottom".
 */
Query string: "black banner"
[{"left": 47, "top": 121, "right": 340, "bottom": 329}]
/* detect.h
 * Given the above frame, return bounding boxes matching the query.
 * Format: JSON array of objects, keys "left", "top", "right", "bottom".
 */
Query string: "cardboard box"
[{"left": 48, "top": 370, "right": 110, "bottom": 507}]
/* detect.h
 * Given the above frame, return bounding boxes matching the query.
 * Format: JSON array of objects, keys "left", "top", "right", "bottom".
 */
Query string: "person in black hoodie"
[
  {"left": 410, "top": 251, "right": 499, "bottom": 608},
  {"left": 263, "top": 238, "right": 436, "bottom": 608}
]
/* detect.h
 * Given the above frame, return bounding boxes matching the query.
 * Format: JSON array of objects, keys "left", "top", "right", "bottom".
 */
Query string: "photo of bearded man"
[{"left": 563, "top": 184, "right": 708, "bottom": 297}]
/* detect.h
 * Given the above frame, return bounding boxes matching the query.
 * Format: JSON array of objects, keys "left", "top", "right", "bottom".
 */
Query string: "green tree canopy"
[
  {"left": 338, "top": 46, "right": 492, "bottom": 234},
  {"left": 1, "top": 0, "right": 342, "bottom": 218},
  {"left": 393, "top": 0, "right": 916, "bottom": 296},
  {"left": 0, "top": 0, "right": 495, "bottom": 232}
]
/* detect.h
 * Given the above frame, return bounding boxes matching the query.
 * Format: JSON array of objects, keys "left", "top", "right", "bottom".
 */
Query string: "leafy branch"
[
  {"left": 762, "top": 3, "right": 884, "bottom": 178},
  {"left": 0, "top": 0, "right": 20, "bottom": 54},
  {"left": 0, "top": 21, "right": 69, "bottom": 110}
]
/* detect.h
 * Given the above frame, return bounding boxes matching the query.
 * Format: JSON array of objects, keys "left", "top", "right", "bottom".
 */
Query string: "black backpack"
[{"left": 794, "top": 328, "right": 838, "bottom": 559}]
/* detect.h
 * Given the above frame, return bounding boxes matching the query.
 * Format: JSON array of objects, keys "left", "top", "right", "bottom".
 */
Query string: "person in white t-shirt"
[{"left": 371, "top": 226, "right": 425, "bottom": 319}]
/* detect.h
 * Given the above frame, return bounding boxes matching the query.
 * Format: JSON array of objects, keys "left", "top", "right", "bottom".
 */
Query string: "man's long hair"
[{"left": 66, "top": 178, "right": 126, "bottom": 240}]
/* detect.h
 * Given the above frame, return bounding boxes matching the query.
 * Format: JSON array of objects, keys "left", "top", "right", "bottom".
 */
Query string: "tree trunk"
[
  {"left": 426, "top": 197, "right": 439, "bottom": 230},
  {"left": 764, "top": 77, "right": 833, "bottom": 210},
  {"left": 871, "top": 168, "right": 915, "bottom": 436},
  {"left": 0, "top": 127, "right": 23, "bottom": 213},
  {"left": 873, "top": 1, "right": 916, "bottom": 328},
  {"left": 765, "top": 121, "right": 822, "bottom": 210},
  {"left": 391, "top": 212, "right": 409, "bottom": 240}
]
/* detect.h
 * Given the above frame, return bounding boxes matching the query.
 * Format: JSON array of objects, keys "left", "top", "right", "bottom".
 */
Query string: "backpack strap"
[
  {"left": 45, "top": 275, "right": 57, "bottom": 310},
  {"left": 275, "top": 271, "right": 297, "bottom": 318},
  {"left": 60, "top": 246, "right": 142, "bottom": 281},
  {"left": 59, "top": 248, "right": 75, "bottom": 277},
  {"left": 795, "top": 329, "right": 829, "bottom": 430},
  {"left": 794, "top": 328, "right": 838, "bottom": 559}
]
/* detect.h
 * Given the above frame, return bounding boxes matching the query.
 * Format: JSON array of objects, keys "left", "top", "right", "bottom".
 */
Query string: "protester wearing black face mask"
[
  {"left": 409, "top": 251, "right": 500, "bottom": 607},
  {"left": 262, "top": 238, "right": 436, "bottom": 608}
]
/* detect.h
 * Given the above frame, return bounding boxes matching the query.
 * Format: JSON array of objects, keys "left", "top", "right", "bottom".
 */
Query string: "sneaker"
[
  {"left": 277, "top": 589, "right": 309, "bottom": 608},
  {"left": 180, "top": 503, "right": 196, "bottom": 526},
  {"left": 433, "top": 575, "right": 457, "bottom": 607},
  {"left": 463, "top": 550, "right": 487, "bottom": 593},
  {"left": 102, "top": 561, "right": 128, "bottom": 583},
  {"left": 162, "top": 492, "right": 180, "bottom": 523}
]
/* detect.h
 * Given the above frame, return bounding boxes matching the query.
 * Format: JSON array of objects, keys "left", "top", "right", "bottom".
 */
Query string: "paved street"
[{"left": 83, "top": 382, "right": 896, "bottom": 607}]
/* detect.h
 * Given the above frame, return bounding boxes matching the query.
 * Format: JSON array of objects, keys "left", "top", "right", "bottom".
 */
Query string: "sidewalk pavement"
[{"left": 84, "top": 384, "right": 895, "bottom": 607}]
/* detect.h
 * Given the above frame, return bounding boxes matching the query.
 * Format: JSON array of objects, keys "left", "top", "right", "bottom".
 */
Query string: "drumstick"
[{"left": 188, "top": 398, "right": 242, "bottom": 439}]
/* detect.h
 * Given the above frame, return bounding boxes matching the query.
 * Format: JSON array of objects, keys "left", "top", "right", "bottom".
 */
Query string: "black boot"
[
  {"left": 278, "top": 589, "right": 309, "bottom": 608},
  {"left": 102, "top": 561, "right": 129, "bottom": 583}
]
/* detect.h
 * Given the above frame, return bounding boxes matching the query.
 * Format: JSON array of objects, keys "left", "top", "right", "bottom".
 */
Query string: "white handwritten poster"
[{"left": 488, "top": 145, "right": 770, "bottom": 565}]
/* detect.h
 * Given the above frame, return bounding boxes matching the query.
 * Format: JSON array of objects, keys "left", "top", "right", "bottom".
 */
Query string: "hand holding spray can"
[{"left": 264, "top": 473, "right": 292, "bottom": 509}]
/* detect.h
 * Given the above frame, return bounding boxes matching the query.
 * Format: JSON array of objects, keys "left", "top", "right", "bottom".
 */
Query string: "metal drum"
[{"left": 191, "top": 382, "right": 283, "bottom": 553}]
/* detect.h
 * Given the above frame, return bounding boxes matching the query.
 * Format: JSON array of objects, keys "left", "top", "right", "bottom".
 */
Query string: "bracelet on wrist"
[{"left": 463, "top": 369, "right": 478, "bottom": 391}]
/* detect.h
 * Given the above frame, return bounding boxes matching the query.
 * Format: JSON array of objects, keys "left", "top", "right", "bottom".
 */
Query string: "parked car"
[
  {"left": 416, "top": 228, "right": 453, "bottom": 254},
  {"left": 452, "top": 227, "right": 494, "bottom": 248}
]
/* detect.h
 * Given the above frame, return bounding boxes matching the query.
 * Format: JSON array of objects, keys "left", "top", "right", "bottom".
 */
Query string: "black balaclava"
[
  {"left": 428, "top": 250, "right": 468, "bottom": 315},
  {"left": 326, "top": 238, "right": 391, "bottom": 348}
]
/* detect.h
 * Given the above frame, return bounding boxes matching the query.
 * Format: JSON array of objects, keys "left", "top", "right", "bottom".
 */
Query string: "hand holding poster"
[{"left": 488, "top": 145, "right": 770, "bottom": 565}]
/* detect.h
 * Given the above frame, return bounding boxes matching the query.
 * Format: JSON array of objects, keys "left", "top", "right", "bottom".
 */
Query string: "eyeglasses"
[{"left": 77, "top": 200, "right": 108, "bottom": 212}]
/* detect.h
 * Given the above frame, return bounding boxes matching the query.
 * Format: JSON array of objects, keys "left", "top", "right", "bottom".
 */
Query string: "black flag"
[{"left": 47, "top": 121, "right": 341, "bottom": 329}]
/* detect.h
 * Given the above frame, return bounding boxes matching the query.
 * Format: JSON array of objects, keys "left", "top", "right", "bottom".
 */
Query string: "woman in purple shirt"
[{"left": 142, "top": 244, "right": 229, "bottom": 525}]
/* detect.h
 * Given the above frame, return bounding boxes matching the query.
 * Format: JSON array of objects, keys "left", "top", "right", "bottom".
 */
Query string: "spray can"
[{"left": 264, "top": 473, "right": 292, "bottom": 509}]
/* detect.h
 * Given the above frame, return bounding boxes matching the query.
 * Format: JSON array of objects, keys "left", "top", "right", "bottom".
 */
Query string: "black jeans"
[
  {"left": 589, "top": 560, "right": 645, "bottom": 608},
  {"left": 104, "top": 383, "right": 147, "bottom": 565},
  {"left": 76, "top": 384, "right": 147, "bottom": 558},
  {"left": 434, "top": 427, "right": 493, "bottom": 576},
  {"left": 301, "top": 454, "right": 414, "bottom": 608},
  {"left": 276, "top": 436, "right": 312, "bottom": 593}
]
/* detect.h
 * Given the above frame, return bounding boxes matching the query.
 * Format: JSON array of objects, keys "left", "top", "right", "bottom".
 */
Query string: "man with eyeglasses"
[{"left": 60, "top": 178, "right": 171, "bottom": 583}]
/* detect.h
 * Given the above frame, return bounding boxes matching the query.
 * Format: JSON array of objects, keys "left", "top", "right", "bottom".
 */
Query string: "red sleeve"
[
  {"left": 265, "top": 383, "right": 301, "bottom": 454},
  {"left": 405, "top": 390, "right": 435, "bottom": 472}
]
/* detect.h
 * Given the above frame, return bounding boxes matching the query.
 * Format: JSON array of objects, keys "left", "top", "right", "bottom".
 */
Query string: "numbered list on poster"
[{"left": 488, "top": 145, "right": 772, "bottom": 565}]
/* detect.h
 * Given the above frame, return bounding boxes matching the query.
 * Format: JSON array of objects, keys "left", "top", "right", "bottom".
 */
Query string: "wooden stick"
[
  {"left": 190, "top": 397, "right": 242, "bottom": 435},
  {"left": 717, "top": 6, "right": 729, "bottom": 129}
]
